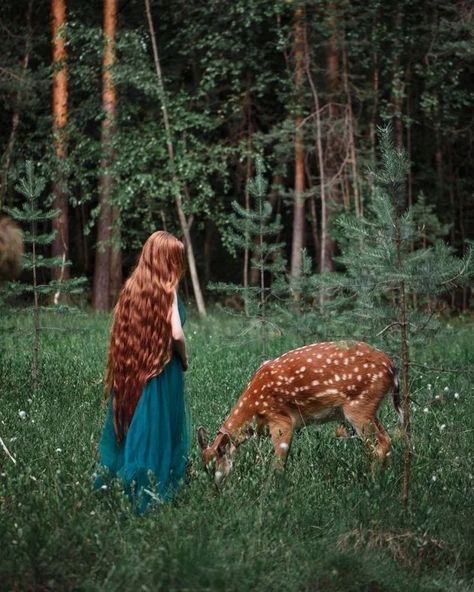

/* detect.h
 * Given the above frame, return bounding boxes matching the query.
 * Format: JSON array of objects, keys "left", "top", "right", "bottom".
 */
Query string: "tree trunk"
[
  {"left": 392, "top": 8, "right": 404, "bottom": 149},
  {"left": 243, "top": 102, "right": 252, "bottom": 305},
  {"left": 109, "top": 205, "right": 122, "bottom": 305},
  {"left": 203, "top": 220, "right": 213, "bottom": 286},
  {"left": 342, "top": 39, "right": 360, "bottom": 217},
  {"left": 303, "top": 25, "right": 326, "bottom": 275},
  {"left": 290, "top": 3, "right": 306, "bottom": 281},
  {"left": 93, "top": 0, "right": 118, "bottom": 311},
  {"left": 145, "top": 0, "right": 206, "bottom": 316},
  {"left": 51, "top": 0, "right": 70, "bottom": 289},
  {"left": 0, "top": 0, "right": 33, "bottom": 210},
  {"left": 321, "top": 0, "right": 341, "bottom": 273}
]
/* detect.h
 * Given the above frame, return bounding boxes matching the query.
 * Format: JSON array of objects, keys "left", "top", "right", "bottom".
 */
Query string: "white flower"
[
  {"left": 423, "top": 407, "right": 429, "bottom": 413},
  {"left": 440, "top": 424, "right": 446, "bottom": 431},
  {"left": 444, "top": 386, "right": 449, "bottom": 392},
  {"left": 431, "top": 475, "right": 437, "bottom": 482},
  {"left": 427, "top": 384, "right": 432, "bottom": 390},
  {"left": 18, "top": 410, "right": 27, "bottom": 420},
  {"left": 454, "top": 392, "right": 460, "bottom": 399},
  {"left": 100, "top": 484, "right": 108, "bottom": 491},
  {"left": 55, "top": 448, "right": 62, "bottom": 453}
]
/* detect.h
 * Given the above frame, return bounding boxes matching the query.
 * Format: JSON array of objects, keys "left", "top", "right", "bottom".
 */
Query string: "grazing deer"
[{"left": 198, "top": 341, "right": 400, "bottom": 485}]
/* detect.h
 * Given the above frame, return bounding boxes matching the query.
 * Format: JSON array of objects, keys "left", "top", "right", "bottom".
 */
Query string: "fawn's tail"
[{"left": 389, "top": 363, "right": 403, "bottom": 425}]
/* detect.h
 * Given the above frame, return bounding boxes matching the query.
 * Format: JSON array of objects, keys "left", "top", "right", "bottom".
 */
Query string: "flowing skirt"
[{"left": 94, "top": 355, "right": 190, "bottom": 514}]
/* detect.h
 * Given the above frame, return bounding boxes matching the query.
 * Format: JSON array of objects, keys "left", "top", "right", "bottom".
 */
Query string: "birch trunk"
[{"left": 145, "top": 0, "right": 206, "bottom": 316}]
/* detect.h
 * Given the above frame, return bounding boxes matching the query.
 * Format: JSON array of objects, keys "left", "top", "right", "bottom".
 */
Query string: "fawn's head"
[{"left": 197, "top": 427, "right": 235, "bottom": 486}]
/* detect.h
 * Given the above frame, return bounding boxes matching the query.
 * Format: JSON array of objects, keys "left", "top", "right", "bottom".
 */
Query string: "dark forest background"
[{"left": 1, "top": 0, "right": 472, "bottom": 312}]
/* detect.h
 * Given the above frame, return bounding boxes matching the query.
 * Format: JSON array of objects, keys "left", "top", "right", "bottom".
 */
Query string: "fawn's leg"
[
  {"left": 373, "top": 417, "right": 391, "bottom": 464},
  {"left": 342, "top": 405, "right": 391, "bottom": 465},
  {"left": 256, "top": 414, "right": 269, "bottom": 438},
  {"left": 268, "top": 416, "right": 294, "bottom": 468}
]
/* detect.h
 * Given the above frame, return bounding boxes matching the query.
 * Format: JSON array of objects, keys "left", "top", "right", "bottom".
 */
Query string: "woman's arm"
[{"left": 171, "top": 291, "right": 188, "bottom": 370}]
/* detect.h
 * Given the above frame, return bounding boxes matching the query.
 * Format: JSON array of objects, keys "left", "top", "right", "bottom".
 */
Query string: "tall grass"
[{"left": 1, "top": 309, "right": 473, "bottom": 591}]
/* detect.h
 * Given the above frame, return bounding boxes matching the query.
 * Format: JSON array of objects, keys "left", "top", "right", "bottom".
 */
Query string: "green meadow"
[{"left": 1, "top": 310, "right": 473, "bottom": 591}]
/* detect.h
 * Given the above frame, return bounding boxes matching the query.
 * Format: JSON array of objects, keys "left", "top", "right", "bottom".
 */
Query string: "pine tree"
[
  {"left": 3, "top": 161, "right": 85, "bottom": 391},
  {"left": 212, "top": 155, "right": 286, "bottom": 358},
  {"left": 311, "top": 125, "right": 473, "bottom": 507}
]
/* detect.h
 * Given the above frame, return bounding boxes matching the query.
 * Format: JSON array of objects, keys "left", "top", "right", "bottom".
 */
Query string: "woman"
[{"left": 95, "top": 231, "right": 189, "bottom": 513}]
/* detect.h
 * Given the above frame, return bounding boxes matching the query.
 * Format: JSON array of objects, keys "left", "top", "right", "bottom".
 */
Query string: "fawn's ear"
[
  {"left": 197, "top": 426, "right": 209, "bottom": 450},
  {"left": 217, "top": 432, "right": 231, "bottom": 454}
]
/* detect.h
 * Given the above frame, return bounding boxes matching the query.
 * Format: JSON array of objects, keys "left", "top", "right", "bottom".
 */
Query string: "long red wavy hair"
[{"left": 105, "top": 231, "right": 185, "bottom": 442}]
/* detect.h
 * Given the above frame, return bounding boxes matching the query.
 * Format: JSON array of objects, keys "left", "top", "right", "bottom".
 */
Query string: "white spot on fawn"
[{"left": 279, "top": 442, "right": 289, "bottom": 451}]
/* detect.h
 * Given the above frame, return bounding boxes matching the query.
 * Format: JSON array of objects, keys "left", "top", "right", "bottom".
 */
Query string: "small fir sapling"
[
  {"left": 308, "top": 125, "right": 472, "bottom": 507},
  {"left": 3, "top": 161, "right": 85, "bottom": 391},
  {"left": 211, "top": 155, "right": 286, "bottom": 358}
]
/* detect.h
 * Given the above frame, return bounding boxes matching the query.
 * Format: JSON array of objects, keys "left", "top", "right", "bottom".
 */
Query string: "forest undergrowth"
[{"left": 0, "top": 309, "right": 473, "bottom": 591}]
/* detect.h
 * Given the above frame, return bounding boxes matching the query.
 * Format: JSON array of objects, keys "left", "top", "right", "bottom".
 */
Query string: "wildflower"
[
  {"left": 427, "top": 383, "right": 432, "bottom": 390},
  {"left": 18, "top": 410, "right": 27, "bottom": 420},
  {"left": 423, "top": 407, "right": 429, "bottom": 413},
  {"left": 431, "top": 475, "right": 437, "bottom": 482},
  {"left": 100, "top": 484, "right": 108, "bottom": 491},
  {"left": 439, "top": 424, "right": 446, "bottom": 431},
  {"left": 55, "top": 448, "right": 62, "bottom": 453},
  {"left": 454, "top": 392, "right": 460, "bottom": 399},
  {"left": 444, "top": 386, "right": 449, "bottom": 392}
]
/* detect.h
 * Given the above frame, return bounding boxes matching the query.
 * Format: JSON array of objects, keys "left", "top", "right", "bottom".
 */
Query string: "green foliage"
[
  {"left": 4, "top": 161, "right": 85, "bottom": 303},
  {"left": 309, "top": 126, "right": 473, "bottom": 354},
  {"left": 2, "top": 161, "right": 85, "bottom": 389},
  {"left": 210, "top": 155, "right": 286, "bottom": 354}
]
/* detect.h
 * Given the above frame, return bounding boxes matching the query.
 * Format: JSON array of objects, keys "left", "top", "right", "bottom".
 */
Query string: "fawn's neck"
[{"left": 222, "top": 397, "right": 255, "bottom": 446}]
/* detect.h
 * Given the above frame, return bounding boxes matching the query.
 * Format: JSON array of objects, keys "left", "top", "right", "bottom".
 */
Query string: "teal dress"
[{"left": 94, "top": 299, "right": 189, "bottom": 514}]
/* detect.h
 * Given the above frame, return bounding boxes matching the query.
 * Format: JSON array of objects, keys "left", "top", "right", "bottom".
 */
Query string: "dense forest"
[{"left": 0, "top": 0, "right": 472, "bottom": 311}]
